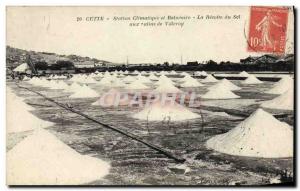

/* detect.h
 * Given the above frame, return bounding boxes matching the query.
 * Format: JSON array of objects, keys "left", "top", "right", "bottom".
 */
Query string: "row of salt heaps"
[
  {"left": 260, "top": 76, "right": 294, "bottom": 111},
  {"left": 7, "top": 88, "right": 110, "bottom": 185},
  {"left": 24, "top": 71, "right": 293, "bottom": 159}
]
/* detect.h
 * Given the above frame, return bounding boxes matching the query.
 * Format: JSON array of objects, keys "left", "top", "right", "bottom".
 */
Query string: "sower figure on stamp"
[{"left": 255, "top": 10, "right": 282, "bottom": 50}]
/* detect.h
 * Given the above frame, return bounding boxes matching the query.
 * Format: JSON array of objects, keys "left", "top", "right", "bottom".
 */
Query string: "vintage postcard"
[{"left": 6, "top": 6, "right": 295, "bottom": 186}]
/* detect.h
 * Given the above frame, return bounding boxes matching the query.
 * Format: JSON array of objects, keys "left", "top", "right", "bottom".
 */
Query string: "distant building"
[
  {"left": 240, "top": 55, "right": 279, "bottom": 64},
  {"left": 75, "top": 60, "right": 95, "bottom": 68}
]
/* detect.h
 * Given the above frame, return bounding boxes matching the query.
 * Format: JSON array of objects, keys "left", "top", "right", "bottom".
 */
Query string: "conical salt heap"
[
  {"left": 69, "top": 85, "right": 99, "bottom": 98},
  {"left": 155, "top": 75, "right": 175, "bottom": 85},
  {"left": 261, "top": 89, "right": 293, "bottom": 111},
  {"left": 201, "top": 71, "right": 208, "bottom": 76},
  {"left": 92, "top": 89, "right": 129, "bottom": 107},
  {"left": 99, "top": 75, "right": 113, "bottom": 86},
  {"left": 206, "top": 109, "right": 293, "bottom": 158},
  {"left": 7, "top": 88, "right": 54, "bottom": 133},
  {"left": 123, "top": 75, "right": 136, "bottom": 83},
  {"left": 148, "top": 73, "right": 159, "bottom": 81},
  {"left": 69, "top": 74, "right": 83, "bottom": 82},
  {"left": 51, "top": 80, "right": 69, "bottom": 90},
  {"left": 152, "top": 81, "right": 183, "bottom": 94},
  {"left": 7, "top": 128, "right": 110, "bottom": 185},
  {"left": 239, "top": 71, "right": 251, "bottom": 77},
  {"left": 136, "top": 74, "right": 152, "bottom": 84},
  {"left": 126, "top": 80, "right": 150, "bottom": 90},
  {"left": 170, "top": 70, "right": 178, "bottom": 75},
  {"left": 202, "top": 85, "right": 240, "bottom": 99},
  {"left": 266, "top": 76, "right": 293, "bottom": 94},
  {"left": 208, "top": 78, "right": 241, "bottom": 91},
  {"left": 242, "top": 75, "right": 263, "bottom": 84},
  {"left": 132, "top": 100, "right": 200, "bottom": 121},
  {"left": 64, "top": 82, "right": 82, "bottom": 93},
  {"left": 82, "top": 76, "right": 97, "bottom": 84},
  {"left": 180, "top": 72, "right": 189, "bottom": 76},
  {"left": 132, "top": 70, "right": 140, "bottom": 75},
  {"left": 110, "top": 78, "right": 126, "bottom": 87},
  {"left": 180, "top": 76, "right": 203, "bottom": 87},
  {"left": 202, "top": 74, "right": 218, "bottom": 83}
]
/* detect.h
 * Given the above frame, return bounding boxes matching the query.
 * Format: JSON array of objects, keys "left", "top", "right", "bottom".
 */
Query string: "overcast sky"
[{"left": 7, "top": 6, "right": 294, "bottom": 64}]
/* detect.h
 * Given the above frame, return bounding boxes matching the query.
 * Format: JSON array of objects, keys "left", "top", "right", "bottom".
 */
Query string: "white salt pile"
[
  {"left": 201, "top": 74, "right": 218, "bottom": 83},
  {"left": 99, "top": 75, "right": 113, "bottom": 86},
  {"left": 123, "top": 75, "right": 136, "bottom": 83},
  {"left": 179, "top": 74, "right": 193, "bottom": 82},
  {"left": 206, "top": 108, "right": 293, "bottom": 158},
  {"left": 81, "top": 76, "right": 97, "bottom": 84},
  {"left": 170, "top": 70, "right": 178, "bottom": 75},
  {"left": 201, "top": 71, "right": 208, "bottom": 76},
  {"left": 152, "top": 81, "right": 183, "bottom": 94},
  {"left": 136, "top": 74, "right": 152, "bottom": 84},
  {"left": 202, "top": 85, "right": 240, "bottom": 99},
  {"left": 261, "top": 89, "right": 293, "bottom": 111},
  {"left": 155, "top": 75, "right": 175, "bottom": 86},
  {"left": 50, "top": 80, "right": 69, "bottom": 90},
  {"left": 266, "top": 76, "right": 293, "bottom": 94},
  {"left": 180, "top": 72, "right": 189, "bottom": 76},
  {"left": 132, "top": 100, "right": 200, "bottom": 121},
  {"left": 64, "top": 82, "right": 82, "bottom": 93},
  {"left": 7, "top": 128, "right": 110, "bottom": 185},
  {"left": 69, "top": 74, "right": 84, "bottom": 82},
  {"left": 132, "top": 70, "right": 140, "bottom": 75},
  {"left": 208, "top": 79, "right": 241, "bottom": 91},
  {"left": 148, "top": 73, "right": 159, "bottom": 81},
  {"left": 7, "top": 88, "right": 54, "bottom": 133},
  {"left": 242, "top": 75, "right": 263, "bottom": 84},
  {"left": 69, "top": 85, "right": 99, "bottom": 98},
  {"left": 180, "top": 76, "right": 203, "bottom": 87},
  {"left": 110, "top": 78, "right": 126, "bottom": 87},
  {"left": 23, "top": 76, "right": 30, "bottom": 81},
  {"left": 239, "top": 71, "right": 251, "bottom": 77},
  {"left": 126, "top": 80, "right": 150, "bottom": 90}
]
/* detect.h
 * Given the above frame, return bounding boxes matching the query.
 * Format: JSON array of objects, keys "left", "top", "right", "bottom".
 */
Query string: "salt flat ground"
[{"left": 6, "top": 74, "right": 294, "bottom": 186}]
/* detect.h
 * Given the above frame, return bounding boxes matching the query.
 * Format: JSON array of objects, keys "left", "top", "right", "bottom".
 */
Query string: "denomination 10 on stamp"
[{"left": 248, "top": 6, "right": 289, "bottom": 54}]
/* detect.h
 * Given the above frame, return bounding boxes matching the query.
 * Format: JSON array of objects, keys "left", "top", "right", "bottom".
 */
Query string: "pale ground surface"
[{"left": 6, "top": 73, "right": 294, "bottom": 185}]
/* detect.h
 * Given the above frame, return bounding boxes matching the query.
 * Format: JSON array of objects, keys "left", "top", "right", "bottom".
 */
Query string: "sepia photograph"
[{"left": 5, "top": 6, "right": 295, "bottom": 186}]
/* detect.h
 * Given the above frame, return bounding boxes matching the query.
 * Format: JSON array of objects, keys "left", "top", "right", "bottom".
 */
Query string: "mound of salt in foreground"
[
  {"left": 206, "top": 109, "right": 293, "bottom": 158},
  {"left": 132, "top": 100, "right": 200, "bottom": 121},
  {"left": 261, "top": 89, "right": 293, "bottom": 111},
  {"left": 202, "top": 85, "right": 240, "bottom": 99},
  {"left": 7, "top": 90, "right": 54, "bottom": 133},
  {"left": 7, "top": 129, "right": 110, "bottom": 185},
  {"left": 69, "top": 85, "right": 99, "bottom": 98},
  {"left": 201, "top": 74, "right": 218, "bottom": 83},
  {"left": 242, "top": 75, "right": 263, "bottom": 84},
  {"left": 266, "top": 76, "right": 293, "bottom": 94}
]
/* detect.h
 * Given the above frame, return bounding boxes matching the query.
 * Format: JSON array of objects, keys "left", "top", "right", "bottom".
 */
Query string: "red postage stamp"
[{"left": 248, "top": 6, "right": 289, "bottom": 54}]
